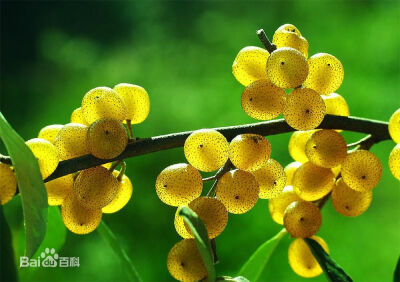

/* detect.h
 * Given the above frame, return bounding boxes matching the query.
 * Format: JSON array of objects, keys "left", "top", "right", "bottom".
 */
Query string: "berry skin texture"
[
  {"left": 113, "top": 83, "right": 150, "bottom": 125},
  {"left": 71, "top": 107, "right": 88, "bottom": 125},
  {"left": 293, "top": 162, "right": 335, "bottom": 201},
  {"left": 284, "top": 161, "right": 302, "bottom": 186},
  {"left": 184, "top": 129, "right": 229, "bottom": 172},
  {"left": 341, "top": 150, "right": 382, "bottom": 192},
  {"left": 38, "top": 124, "right": 63, "bottom": 143},
  {"left": 283, "top": 88, "right": 326, "bottom": 131},
  {"left": 272, "top": 24, "right": 308, "bottom": 57},
  {"left": 321, "top": 93, "right": 350, "bottom": 117},
  {"left": 252, "top": 159, "right": 286, "bottom": 199},
  {"left": 26, "top": 138, "right": 59, "bottom": 179},
  {"left": 73, "top": 166, "right": 119, "bottom": 209},
  {"left": 229, "top": 134, "right": 271, "bottom": 171},
  {"left": 86, "top": 118, "right": 128, "bottom": 159},
  {"left": 167, "top": 239, "right": 207, "bottom": 282},
  {"left": 216, "top": 169, "right": 260, "bottom": 214},
  {"left": 288, "top": 130, "right": 316, "bottom": 163},
  {"left": 54, "top": 123, "right": 89, "bottom": 160},
  {"left": 305, "top": 130, "right": 347, "bottom": 168},
  {"left": 102, "top": 171, "right": 133, "bottom": 214},
  {"left": 155, "top": 163, "right": 203, "bottom": 207},
  {"left": 81, "top": 86, "right": 127, "bottom": 124},
  {"left": 241, "top": 79, "right": 286, "bottom": 120},
  {"left": 185, "top": 197, "right": 228, "bottom": 239},
  {"left": 389, "top": 108, "right": 400, "bottom": 143},
  {"left": 266, "top": 47, "right": 309, "bottom": 89},
  {"left": 288, "top": 236, "right": 329, "bottom": 278},
  {"left": 275, "top": 24, "right": 303, "bottom": 37},
  {"left": 0, "top": 163, "right": 17, "bottom": 205},
  {"left": 61, "top": 192, "right": 102, "bottom": 235},
  {"left": 174, "top": 205, "right": 192, "bottom": 239},
  {"left": 283, "top": 200, "right": 322, "bottom": 238},
  {"left": 268, "top": 186, "right": 301, "bottom": 225},
  {"left": 332, "top": 178, "right": 372, "bottom": 217},
  {"left": 45, "top": 174, "right": 74, "bottom": 206},
  {"left": 389, "top": 144, "right": 400, "bottom": 181},
  {"left": 304, "top": 53, "right": 344, "bottom": 95},
  {"left": 232, "top": 46, "right": 270, "bottom": 86}
]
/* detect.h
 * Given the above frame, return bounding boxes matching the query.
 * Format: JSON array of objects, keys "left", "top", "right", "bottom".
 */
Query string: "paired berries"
[
  {"left": 268, "top": 185, "right": 301, "bottom": 225},
  {"left": 38, "top": 124, "right": 63, "bottom": 143}
]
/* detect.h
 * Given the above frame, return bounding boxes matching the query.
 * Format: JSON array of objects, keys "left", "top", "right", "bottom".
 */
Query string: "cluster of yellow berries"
[{"left": 0, "top": 83, "right": 150, "bottom": 235}]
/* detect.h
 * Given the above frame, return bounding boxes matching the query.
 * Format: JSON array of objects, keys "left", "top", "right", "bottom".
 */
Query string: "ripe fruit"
[
  {"left": 288, "top": 130, "right": 316, "bottom": 163},
  {"left": 293, "top": 162, "right": 335, "bottom": 201},
  {"left": 274, "top": 24, "right": 302, "bottom": 37},
  {"left": 241, "top": 79, "right": 286, "bottom": 121},
  {"left": 102, "top": 171, "right": 133, "bottom": 214},
  {"left": 389, "top": 109, "right": 400, "bottom": 143},
  {"left": 232, "top": 46, "right": 270, "bottom": 86},
  {"left": 26, "top": 138, "right": 59, "bottom": 179},
  {"left": 155, "top": 163, "right": 203, "bottom": 207},
  {"left": 283, "top": 88, "right": 326, "bottom": 130},
  {"left": 304, "top": 53, "right": 344, "bottom": 95},
  {"left": 252, "top": 159, "right": 286, "bottom": 199},
  {"left": 284, "top": 161, "right": 302, "bottom": 186},
  {"left": 332, "top": 178, "right": 372, "bottom": 217},
  {"left": 268, "top": 186, "right": 301, "bottom": 225},
  {"left": 86, "top": 118, "right": 128, "bottom": 159},
  {"left": 288, "top": 236, "right": 329, "bottom": 278},
  {"left": 283, "top": 200, "right": 322, "bottom": 238},
  {"left": 174, "top": 205, "right": 192, "bottom": 239},
  {"left": 272, "top": 24, "right": 308, "bottom": 57},
  {"left": 167, "top": 239, "right": 207, "bottom": 282},
  {"left": 389, "top": 144, "right": 400, "bottom": 181},
  {"left": 341, "top": 150, "right": 382, "bottom": 192},
  {"left": 54, "top": 123, "right": 89, "bottom": 160},
  {"left": 321, "top": 93, "right": 350, "bottom": 116},
  {"left": 70, "top": 107, "right": 88, "bottom": 125},
  {"left": 45, "top": 174, "right": 74, "bottom": 206},
  {"left": 0, "top": 163, "right": 17, "bottom": 205},
  {"left": 266, "top": 47, "right": 308, "bottom": 89},
  {"left": 73, "top": 166, "right": 119, "bottom": 209},
  {"left": 185, "top": 197, "right": 228, "bottom": 239},
  {"left": 61, "top": 192, "right": 102, "bottom": 235},
  {"left": 216, "top": 169, "right": 259, "bottom": 214},
  {"left": 81, "top": 86, "right": 127, "bottom": 124},
  {"left": 305, "top": 129, "right": 347, "bottom": 168},
  {"left": 184, "top": 129, "right": 229, "bottom": 172},
  {"left": 38, "top": 124, "right": 63, "bottom": 143},
  {"left": 229, "top": 134, "right": 271, "bottom": 171}
]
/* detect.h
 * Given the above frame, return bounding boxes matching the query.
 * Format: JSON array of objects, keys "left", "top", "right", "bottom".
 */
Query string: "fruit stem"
[
  {"left": 256, "top": 29, "right": 277, "bottom": 53},
  {"left": 117, "top": 161, "right": 126, "bottom": 181},
  {"left": 126, "top": 119, "right": 134, "bottom": 141},
  {"left": 109, "top": 160, "right": 122, "bottom": 172},
  {"left": 206, "top": 160, "right": 233, "bottom": 197}
]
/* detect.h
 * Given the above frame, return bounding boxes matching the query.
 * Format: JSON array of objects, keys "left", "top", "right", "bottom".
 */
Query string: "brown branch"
[{"left": 256, "top": 29, "right": 277, "bottom": 53}]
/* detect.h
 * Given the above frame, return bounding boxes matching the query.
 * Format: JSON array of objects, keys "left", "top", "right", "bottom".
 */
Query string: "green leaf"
[
  {"left": 0, "top": 112, "right": 48, "bottom": 258},
  {"left": 304, "top": 238, "right": 353, "bottom": 282},
  {"left": 179, "top": 206, "right": 216, "bottom": 282},
  {"left": 394, "top": 256, "right": 400, "bottom": 282},
  {"left": 217, "top": 276, "right": 250, "bottom": 282},
  {"left": 98, "top": 221, "right": 142, "bottom": 282},
  {"left": 237, "top": 228, "right": 287, "bottom": 281},
  {"left": 0, "top": 205, "right": 17, "bottom": 282}
]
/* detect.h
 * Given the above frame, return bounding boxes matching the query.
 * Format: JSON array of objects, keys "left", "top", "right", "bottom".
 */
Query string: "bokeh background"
[{"left": 1, "top": 0, "right": 399, "bottom": 281}]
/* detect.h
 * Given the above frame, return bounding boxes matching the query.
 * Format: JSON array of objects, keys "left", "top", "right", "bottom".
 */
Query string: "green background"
[{"left": 1, "top": 0, "right": 399, "bottom": 281}]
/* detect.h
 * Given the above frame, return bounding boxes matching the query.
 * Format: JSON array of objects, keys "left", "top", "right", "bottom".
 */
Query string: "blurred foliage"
[{"left": 1, "top": 0, "right": 399, "bottom": 281}]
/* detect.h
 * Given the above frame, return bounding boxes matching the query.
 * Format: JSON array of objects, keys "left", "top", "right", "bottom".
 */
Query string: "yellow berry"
[
  {"left": 241, "top": 79, "right": 286, "bottom": 120},
  {"left": 332, "top": 178, "right": 372, "bottom": 217},
  {"left": 283, "top": 200, "right": 322, "bottom": 238},
  {"left": 252, "top": 159, "right": 286, "bottom": 199},
  {"left": 26, "top": 138, "right": 59, "bottom": 179},
  {"left": 288, "top": 236, "right": 329, "bottom": 278},
  {"left": 268, "top": 186, "right": 301, "bottom": 225},
  {"left": 229, "top": 134, "right": 271, "bottom": 171},
  {"left": 174, "top": 205, "right": 192, "bottom": 239},
  {"left": 102, "top": 171, "right": 133, "bottom": 214},
  {"left": 321, "top": 93, "right": 350, "bottom": 116},
  {"left": 81, "top": 86, "right": 127, "bottom": 124},
  {"left": 186, "top": 197, "right": 228, "bottom": 239},
  {"left": 341, "top": 150, "right": 382, "bottom": 192},
  {"left": 167, "top": 239, "right": 207, "bottom": 282},
  {"left": 86, "top": 118, "right": 128, "bottom": 159},
  {"left": 305, "top": 130, "right": 347, "bottom": 168},
  {"left": 332, "top": 165, "right": 341, "bottom": 177},
  {"left": 184, "top": 129, "right": 229, "bottom": 172},
  {"left": 54, "top": 123, "right": 89, "bottom": 160},
  {"left": 293, "top": 162, "right": 335, "bottom": 201},
  {"left": 216, "top": 169, "right": 259, "bottom": 214},
  {"left": 389, "top": 144, "right": 400, "bottom": 181},
  {"left": 288, "top": 130, "right": 316, "bottom": 163},
  {"left": 284, "top": 161, "right": 302, "bottom": 186},
  {"left": 266, "top": 47, "right": 308, "bottom": 89},
  {"left": 274, "top": 24, "right": 303, "bottom": 37},
  {"left": 155, "top": 163, "right": 203, "bottom": 207},
  {"left": 232, "top": 46, "right": 270, "bottom": 86},
  {"left": 0, "top": 163, "right": 17, "bottom": 205},
  {"left": 272, "top": 24, "right": 308, "bottom": 57},
  {"left": 45, "top": 174, "right": 74, "bottom": 206},
  {"left": 61, "top": 192, "right": 102, "bottom": 235},
  {"left": 70, "top": 107, "right": 88, "bottom": 125},
  {"left": 73, "top": 166, "right": 119, "bottom": 209},
  {"left": 283, "top": 88, "right": 326, "bottom": 131},
  {"left": 38, "top": 124, "right": 63, "bottom": 143},
  {"left": 304, "top": 53, "right": 344, "bottom": 95},
  {"left": 389, "top": 108, "right": 400, "bottom": 143}
]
